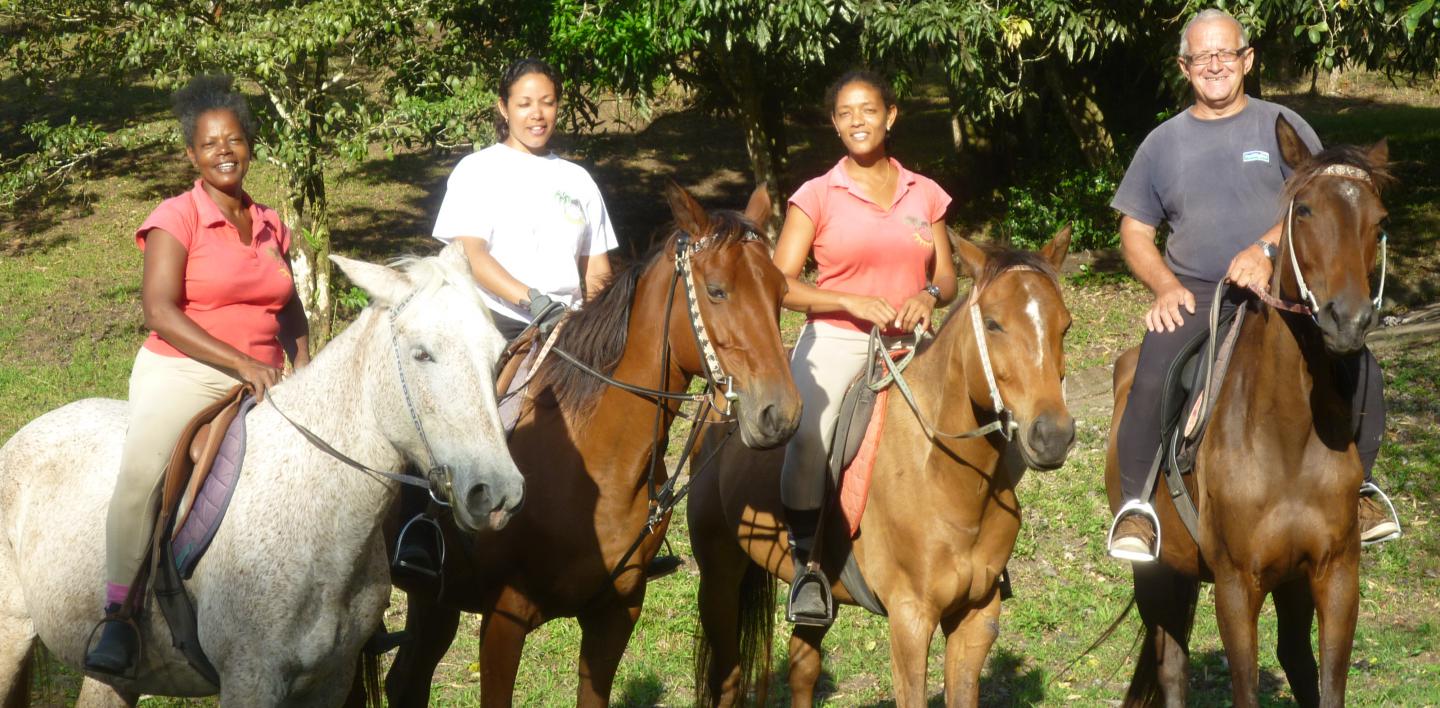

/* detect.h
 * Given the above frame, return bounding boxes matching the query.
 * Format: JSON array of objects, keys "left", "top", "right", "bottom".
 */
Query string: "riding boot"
[
  {"left": 785, "top": 506, "right": 833, "bottom": 627},
  {"left": 84, "top": 603, "right": 140, "bottom": 677}
]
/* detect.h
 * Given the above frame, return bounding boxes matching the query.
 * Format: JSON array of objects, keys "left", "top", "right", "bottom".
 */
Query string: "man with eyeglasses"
[{"left": 1105, "top": 8, "right": 1399, "bottom": 561}]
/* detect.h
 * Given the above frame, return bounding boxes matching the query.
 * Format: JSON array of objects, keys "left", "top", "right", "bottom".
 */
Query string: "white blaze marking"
[{"left": 1024, "top": 292, "right": 1046, "bottom": 369}]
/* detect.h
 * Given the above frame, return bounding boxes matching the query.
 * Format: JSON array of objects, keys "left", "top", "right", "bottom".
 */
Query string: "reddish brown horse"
[
  {"left": 381, "top": 184, "right": 801, "bottom": 706},
  {"left": 1104, "top": 117, "right": 1392, "bottom": 707},
  {"left": 689, "top": 228, "right": 1075, "bottom": 707}
]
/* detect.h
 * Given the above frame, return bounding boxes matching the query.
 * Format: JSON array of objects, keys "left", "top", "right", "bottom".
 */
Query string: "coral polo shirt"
[
  {"left": 135, "top": 180, "right": 295, "bottom": 367},
  {"left": 789, "top": 157, "right": 952, "bottom": 334}
]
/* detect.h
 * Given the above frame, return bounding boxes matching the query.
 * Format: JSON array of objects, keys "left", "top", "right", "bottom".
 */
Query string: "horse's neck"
[
  {"left": 889, "top": 322, "right": 1003, "bottom": 482},
  {"left": 252, "top": 312, "right": 402, "bottom": 513}
]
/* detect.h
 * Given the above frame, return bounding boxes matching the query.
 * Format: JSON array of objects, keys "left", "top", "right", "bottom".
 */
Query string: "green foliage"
[
  {"left": 0, "top": 119, "right": 134, "bottom": 208},
  {"left": 1000, "top": 163, "right": 1121, "bottom": 252}
]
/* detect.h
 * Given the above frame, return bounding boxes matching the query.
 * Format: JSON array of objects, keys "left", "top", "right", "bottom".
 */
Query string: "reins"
[
  {"left": 876, "top": 265, "right": 1050, "bottom": 445},
  {"left": 269, "top": 289, "right": 459, "bottom": 507}
]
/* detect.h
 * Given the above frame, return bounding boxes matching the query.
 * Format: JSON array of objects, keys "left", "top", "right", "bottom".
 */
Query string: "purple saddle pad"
[{"left": 172, "top": 395, "right": 256, "bottom": 579}]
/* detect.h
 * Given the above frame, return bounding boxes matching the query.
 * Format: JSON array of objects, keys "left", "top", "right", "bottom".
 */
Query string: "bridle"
[
  {"left": 1261, "top": 163, "right": 1388, "bottom": 319},
  {"left": 876, "top": 265, "right": 1053, "bottom": 444},
  {"left": 270, "top": 288, "right": 462, "bottom": 507}
]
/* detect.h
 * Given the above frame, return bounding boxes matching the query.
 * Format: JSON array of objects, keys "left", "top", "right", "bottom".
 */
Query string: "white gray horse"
[{"left": 0, "top": 243, "right": 524, "bottom": 705}]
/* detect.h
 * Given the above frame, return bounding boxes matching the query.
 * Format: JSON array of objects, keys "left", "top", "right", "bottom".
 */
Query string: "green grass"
[{"left": 7, "top": 75, "right": 1440, "bottom": 706}]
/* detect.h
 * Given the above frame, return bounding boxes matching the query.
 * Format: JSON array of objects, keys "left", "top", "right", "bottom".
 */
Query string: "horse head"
[
  {"left": 660, "top": 183, "right": 802, "bottom": 449},
  {"left": 1275, "top": 115, "right": 1392, "bottom": 355},
  {"left": 954, "top": 226, "right": 1075, "bottom": 470},
  {"left": 330, "top": 245, "right": 525, "bottom": 532}
]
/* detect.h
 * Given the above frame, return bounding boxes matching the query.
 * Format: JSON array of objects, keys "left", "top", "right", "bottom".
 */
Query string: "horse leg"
[
  {"left": 1311, "top": 555, "right": 1359, "bottom": 707},
  {"left": 0, "top": 614, "right": 33, "bottom": 708},
  {"left": 786, "top": 623, "right": 830, "bottom": 707},
  {"left": 940, "top": 588, "right": 1001, "bottom": 708},
  {"left": 576, "top": 599, "right": 642, "bottom": 708},
  {"left": 886, "top": 602, "right": 939, "bottom": 708},
  {"left": 1213, "top": 571, "right": 1264, "bottom": 708},
  {"left": 74, "top": 678, "right": 137, "bottom": 707},
  {"left": 479, "top": 587, "right": 538, "bottom": 708},
  {"left": 385, "top": 592, "right": 461, "bottom": 708},
  {"left": 1272, "top": 578, "right": 1319, "bottom": 707},
  {"left": 1128, "top": 563, "right": 1198, "bottom": 708}
]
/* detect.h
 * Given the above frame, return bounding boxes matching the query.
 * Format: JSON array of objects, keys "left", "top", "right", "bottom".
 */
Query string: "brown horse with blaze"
[
  {"left": 689, "top": 227, "right": 1075, "bottom": 707},
  {"left": 1104, "top": 116, "right": 1393, "bottom": 707},
  {"left": 380, "top": 184, "right": 802, "bottom": 707}
]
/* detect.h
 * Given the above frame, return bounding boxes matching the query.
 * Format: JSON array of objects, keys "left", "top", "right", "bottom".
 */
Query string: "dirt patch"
[{"left": 7, "top": 278, "right": 142, "bottom": 366}]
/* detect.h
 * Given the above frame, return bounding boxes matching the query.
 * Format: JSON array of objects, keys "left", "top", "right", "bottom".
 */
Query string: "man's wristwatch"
[
  {"left": 1254, "top": 239, "right": 1278, "bottom": 261},
  {"left": 923, "top": 282, "right": 942, "bottom": 300}
]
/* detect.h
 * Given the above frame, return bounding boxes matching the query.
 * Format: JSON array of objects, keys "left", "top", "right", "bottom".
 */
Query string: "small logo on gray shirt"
[{"left": 1242, "top": 150, "right": 1270, "bottom": 163}]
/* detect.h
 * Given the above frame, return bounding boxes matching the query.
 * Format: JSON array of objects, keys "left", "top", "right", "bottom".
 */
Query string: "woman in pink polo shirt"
[
  {"left": 774, "top": 70, "right": 959, "bottom": 625},
  {"left": 84, "top": 75, "right": 309, "bottom": 676}
]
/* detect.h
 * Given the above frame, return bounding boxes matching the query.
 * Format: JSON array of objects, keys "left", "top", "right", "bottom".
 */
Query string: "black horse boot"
[
  {"left": 785, "top": 507, "right": 834, "bottom": 627},
  {"left": 84, "top": 604, "right": 140, "bottom": 677}
]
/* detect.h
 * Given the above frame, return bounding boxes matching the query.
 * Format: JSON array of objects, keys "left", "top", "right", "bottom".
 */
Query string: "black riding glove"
[{"left": 524, "top": 288, "right": 565, "bottom": 339}]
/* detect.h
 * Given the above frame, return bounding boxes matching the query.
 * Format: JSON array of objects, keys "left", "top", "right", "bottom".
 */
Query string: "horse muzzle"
[
  {"left": 1316, "top": 298, "right": 1376, "bottom": 356},
  {"left": 450, "top": 461, "right": 526, "bottom": 533},
  {"left": 735, "top": 383, "right": 802, "bottom": 450},
  {"left": 1017, "top": 411, "right": 1075, "bottom": 471}
]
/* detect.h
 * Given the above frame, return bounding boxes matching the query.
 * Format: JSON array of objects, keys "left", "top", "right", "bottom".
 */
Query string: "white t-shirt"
[{"left": 432, "top": 143, "right": 618, "bottom": 323}]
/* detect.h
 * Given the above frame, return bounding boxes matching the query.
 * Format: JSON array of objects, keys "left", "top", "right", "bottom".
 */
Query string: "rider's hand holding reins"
[
  {"left": 895, "top": 289, "right": 937, "bottom": 332},
  {"left": 236, "top": 358, "right": 283, "bottom": 401},
  {"left": 838, "top": 293, "right": 898, "bottom": 329}
]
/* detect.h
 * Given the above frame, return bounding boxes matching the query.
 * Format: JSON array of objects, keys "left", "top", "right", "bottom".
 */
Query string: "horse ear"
[
  {"left": 665, "top": 181, "right": 710, "bottom": 238},
  {"left": 330, "top": 254, "right": 411, "bottom": 309},
  {"left": 1275, "top": 114, "right": 1313, "bottom": 169},
  {"left": 1040, "top": 223, "right": 1072, "bottom": 271},
  {"left": 742, "top": 184, "right": 771, "bottom": 230},
  {"left": 1366, "top": 137, "right": 1389, "bottom": 169},
  {"left": 954, "top": 236, "right": 987, "bottom": 280}
]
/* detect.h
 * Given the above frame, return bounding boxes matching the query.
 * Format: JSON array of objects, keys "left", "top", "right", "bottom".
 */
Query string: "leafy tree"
[{"left": 2, "top": 0, "right": 495, "bottom": 340}]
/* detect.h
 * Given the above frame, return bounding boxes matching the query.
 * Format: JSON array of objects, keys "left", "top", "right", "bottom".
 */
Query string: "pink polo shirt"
[
  {"left": 790, "top": 158, "right": 952, "bottom": 334},
  {"left": 135, "top": 180, "right": 295, "bottom": 367}
]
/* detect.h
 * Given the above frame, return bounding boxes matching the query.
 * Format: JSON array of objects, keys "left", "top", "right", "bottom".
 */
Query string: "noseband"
[{"left": 1264, "top": 163, "right": 1389, "bottom": 319}]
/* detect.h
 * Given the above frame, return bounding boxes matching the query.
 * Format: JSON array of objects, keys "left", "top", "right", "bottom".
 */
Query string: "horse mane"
[
  {"left": 536, "top": 208, "right": 762, "bottom": 421},
  {"left": 1279, "top": 143, "right": 1396, "bottom": 210},
  {"left": 934, "top": 244, "right": 1059, "bottom": 338}
]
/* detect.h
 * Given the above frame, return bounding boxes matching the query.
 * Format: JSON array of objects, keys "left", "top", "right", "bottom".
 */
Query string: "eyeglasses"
[{"left": 1183, "top": 48, "right": 1249, "bottom": 67}]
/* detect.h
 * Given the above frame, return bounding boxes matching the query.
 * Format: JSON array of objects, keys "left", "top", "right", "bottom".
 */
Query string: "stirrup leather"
[
  {"left": 787, "top": 563, "right": 836, "bottom": 628},
  {"left": 1359, "top": 482, "right": 1402, "bottom": 546},
  {"left": 392, "top": 513, "right": 445, "bottom": 579},
  {"left": 1107, "top": 500, "right": 1162, "bottom": 562}
]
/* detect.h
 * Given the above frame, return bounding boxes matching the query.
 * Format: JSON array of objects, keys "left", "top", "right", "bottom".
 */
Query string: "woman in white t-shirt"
[{"left": 432, "top": 57, "right": 618, "bottom": 341}]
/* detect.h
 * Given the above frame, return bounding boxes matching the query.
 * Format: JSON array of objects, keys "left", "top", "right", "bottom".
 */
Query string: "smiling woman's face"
[
  {"left": 499, "top": 72, "right": 559, "bottom": 156},
  {"left": 186, "top": 109, "right": 251, "bottom": 195},
  {"left": 830, "top": 81, "right": 896, "bottom": 159}
]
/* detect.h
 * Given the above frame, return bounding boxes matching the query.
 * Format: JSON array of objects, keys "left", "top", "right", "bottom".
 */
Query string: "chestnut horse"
[
  {"left": 381, "top": 184, "right": 802, "bottom": 706},
  {"left": 1104, "top": 117, "right": 1392, "bottom": 707},
  {"left": 689, "top": 228, "right": 1076, "bottom": 707}
]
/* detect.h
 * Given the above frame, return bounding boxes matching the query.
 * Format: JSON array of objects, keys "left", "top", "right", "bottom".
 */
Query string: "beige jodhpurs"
[
  {"left": 104, "top": 347, "right": 238, "bottom": 591},
  {"left": 779, "top": 321, "right": 904, "bottom": 511}
]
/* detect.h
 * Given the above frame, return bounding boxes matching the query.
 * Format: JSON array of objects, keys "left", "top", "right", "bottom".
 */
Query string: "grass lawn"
[{"left": 4, "top": 73, "right": 1438, "bottom": 705}]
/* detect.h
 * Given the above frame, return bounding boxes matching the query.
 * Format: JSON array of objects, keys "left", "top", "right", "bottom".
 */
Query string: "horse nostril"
[{"left": 466, "top": 483, "right": 495, "bottom": 515}]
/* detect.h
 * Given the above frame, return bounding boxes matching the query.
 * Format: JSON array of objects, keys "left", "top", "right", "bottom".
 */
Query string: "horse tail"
[
  {"left": 358, "top": 650, "right": 382, "bottom": 708},
  {"left": 735, "top": 561, "right": 775, "bottom": 704},
  {"left": 692, "top": 560, "right": 774, "bottom": 706}
]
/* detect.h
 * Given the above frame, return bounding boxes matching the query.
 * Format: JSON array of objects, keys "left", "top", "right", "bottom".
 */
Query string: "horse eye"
[
  {"left": 985, "top": 318, "right": 1003, "bottom": 333},
  {"left": 1295, "top": 203, "right": 1312, "bottom": 217},
  {"left": 706, "top": 285, "right": 728, "bottom": 301},
  {"left": 412, "top": 347, "right": 433, "bottom": 362}
]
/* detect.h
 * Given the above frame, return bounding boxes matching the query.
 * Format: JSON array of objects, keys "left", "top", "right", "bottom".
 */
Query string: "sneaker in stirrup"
[
  {"left": 392, "top": 513, "right": 443, "bottom": 581},
  {"left": 1358, "top": 482, "right": 1401, "bottom": 546},
  {"left": 1107, "top": 500, "right": 1161, "bottom": 562},
  {"left": 83, "top": 604, "right": 140, "bottom": 677}
]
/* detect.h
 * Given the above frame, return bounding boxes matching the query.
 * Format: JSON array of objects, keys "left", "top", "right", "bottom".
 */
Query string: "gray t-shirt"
[{"left": 1110, "top": 97, "right": 1323, "bottom": 282}]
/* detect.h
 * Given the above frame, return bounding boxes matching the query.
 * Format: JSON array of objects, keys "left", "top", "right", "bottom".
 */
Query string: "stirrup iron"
[
  {"left": 787, "top": 563, "right": 835, "bottom": 628},
  {"left": 1359, "top": 482, "right": 1402, "bottom": 546},
  {"left": 1107, "top": 499, "right": 1162, "bottom": 562},
  {"left": 392, "top": 513, "right": 445, "bottom": 579}
]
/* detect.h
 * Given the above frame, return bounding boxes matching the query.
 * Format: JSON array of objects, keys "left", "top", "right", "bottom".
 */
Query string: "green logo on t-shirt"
[{"left": 554, "top": 190, "right": 585, "bottom": 225}]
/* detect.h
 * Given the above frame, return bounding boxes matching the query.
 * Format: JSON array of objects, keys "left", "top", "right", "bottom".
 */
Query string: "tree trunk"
[
  {"left": 1044, "top": 59, "right": 1116, "bottom": 169},
  {"left": 729, "top": 45, "right": 784, "bottom": 236}
]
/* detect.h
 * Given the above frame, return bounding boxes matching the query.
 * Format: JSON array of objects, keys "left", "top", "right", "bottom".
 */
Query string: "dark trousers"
[{"left": 1116, "top": 277, "right": 1385, "bottom": 501}]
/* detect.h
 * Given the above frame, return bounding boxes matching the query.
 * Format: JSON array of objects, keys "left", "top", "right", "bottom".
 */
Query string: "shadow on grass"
[
  {"left": 614, "top": 672, "right": 666, "bottom": 706},
  {"left": 1188, "top": 649, "right": 1292, "bottom": 706}
]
